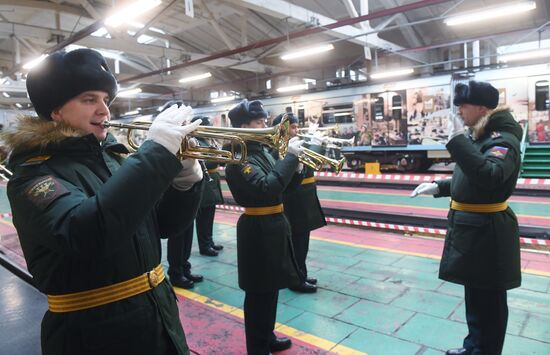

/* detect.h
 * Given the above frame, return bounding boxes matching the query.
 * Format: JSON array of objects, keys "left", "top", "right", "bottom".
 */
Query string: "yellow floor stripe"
[{"left": 173, "top": 287, "right": 366, "bottom": 354}]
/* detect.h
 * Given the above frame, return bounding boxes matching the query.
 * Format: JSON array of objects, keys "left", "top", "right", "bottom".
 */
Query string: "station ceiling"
[{"left": 0, "top": 0, "right": 549, "bottom": 115}]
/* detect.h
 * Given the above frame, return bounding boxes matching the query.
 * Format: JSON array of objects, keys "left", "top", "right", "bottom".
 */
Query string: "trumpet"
[
  {"left": 299, "top": 148, "right": 345, "bottom": 174},
  {"left": 102, "top": 117, "right": 290, "bottom": 164}
]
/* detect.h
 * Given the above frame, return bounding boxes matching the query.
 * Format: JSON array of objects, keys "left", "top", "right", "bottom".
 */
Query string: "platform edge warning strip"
[
  {"left": 214, "top": 205, "right": 550, "bottom": 248},
  {"left": 173, "top": 287, "right": 367, "bottom": 355}
]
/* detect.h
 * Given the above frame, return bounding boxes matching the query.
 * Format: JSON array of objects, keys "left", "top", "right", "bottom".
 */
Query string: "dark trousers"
[
  {"left": 167, "top": 223, "right": 194, "bottom": 276},
  {"left": 196, "top": 205, "right": 216, "bottom": 251},
  {"left": 244, "top": 290, "right": 279, "bottom": 355},
  {"left": 291, "top": 230, "right": 310, "bottom": 280},
  {"left": 463, "top": 286, "right": 508, "bottom": 355}
]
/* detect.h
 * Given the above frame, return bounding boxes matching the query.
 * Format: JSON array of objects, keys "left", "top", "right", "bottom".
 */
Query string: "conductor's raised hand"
[
  {"left": 146, "top": 104, "right": 200, "bottom": 155},
  {"left": 410, "top": 182, "right": 439, "bottom": 197}
]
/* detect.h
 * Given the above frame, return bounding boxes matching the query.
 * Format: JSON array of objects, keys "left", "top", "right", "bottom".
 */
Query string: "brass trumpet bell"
[{"left": 300, "top": 148, "right": 345, "bottom": 174}]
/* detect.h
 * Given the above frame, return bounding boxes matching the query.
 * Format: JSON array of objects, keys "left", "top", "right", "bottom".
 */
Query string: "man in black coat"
[
  {"left": 3, "top": 49, "right": 203, "bottom": 355},
  {"left": 271, "top": 113, "right": 327, "bottom": 293},
  {"left": 225, "top": 99, "right": 304, "bottom": 354},
  {"left": 412, "top": 80, "right": 522, "bottom": 355}
]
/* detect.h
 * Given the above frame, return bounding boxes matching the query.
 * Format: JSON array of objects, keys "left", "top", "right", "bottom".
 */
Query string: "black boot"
[
  {"left": 212, "top": 244, "right": 224, "bottom": 251},
  {"left": 306, "top": 277, "right": 317, "bottom": 285},
  {"left": 269, "top": 337, "right": 292, "bottom": 352},
  {"left": 184, "top": 272, "right": 204, "bottom": 283},
  {"left": 289, "top": 281, "right": 317, "bottom": 293},
  {"left": 445, "top": 348, "right": 471, "bottom": 355},
  {"left": 170, "top": 275, "right": 194, "bottom": 289},
  {"left": 200, "top": 247, "right": 219, "bottom": 256}
]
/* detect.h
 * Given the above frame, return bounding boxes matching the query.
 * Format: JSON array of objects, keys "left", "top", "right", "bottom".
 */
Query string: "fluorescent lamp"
[
  {"left": 211, "top": 95, "right": 236, "bottom": 103},
  {"left": 281, "top": 44, "right": 335, "bottom": 60},
  {"left": 334, "top": 112, "right": 353, "bottom": 117},
  {"left": 499, "top": 48, "right": 550, "bottom": 63},
  {"left": 124, "top": 110, "right": 140, "bottom": 116},
  {"left": 15, "top": 103, "right": 22, "bottom": 108},
  {"left": 117, "top": 88, "right": 142, "bottom": 97},
  {"left": 23, "top": 54, "right": 48, "bottom": 70},
  {"left": 370, "top": 68, "right": 414, "bottom": 79},
  {"left": 444, "top": 1, "right": 536, "bottom": 26},
  {"left": 179, "top": 72, "right": 212, "bottom": 83},
  {"left": 276, "top": 84, "right": 308, "bottom": 93},
  {"left": 2, "top": 92, "right": 9, "bottom": 98},
  {"left": 105, "top": 0, "right": 161, "bottom": 27},
  {"left": 149, "top": 27, "right": 166, "bottom": 34}
]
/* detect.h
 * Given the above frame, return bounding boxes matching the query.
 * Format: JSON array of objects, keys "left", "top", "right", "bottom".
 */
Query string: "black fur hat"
[
  {"left": 272, "top": 112, "right": 298, "bottom": 126},
  {"left": 228, "top": 99, "right": 267, "bottom": 127},
  {"left": 191, "top": 115, "right": 211, "bottom": 126},
  {"left": 26, "top": 48, "right": 118, "bottom": 120},
  {"left": 453, "top": 80, "right": 499, "bottom": 109}
]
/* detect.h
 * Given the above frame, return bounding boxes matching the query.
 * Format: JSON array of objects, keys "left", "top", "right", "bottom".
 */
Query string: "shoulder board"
[{"left": 20, "top": 155, "right": 51, "bottom": 167}]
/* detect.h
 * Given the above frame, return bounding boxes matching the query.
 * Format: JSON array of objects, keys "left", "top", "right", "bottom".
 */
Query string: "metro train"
[{"left": 194, "top": 63, "right": 550, "bottom": 172}]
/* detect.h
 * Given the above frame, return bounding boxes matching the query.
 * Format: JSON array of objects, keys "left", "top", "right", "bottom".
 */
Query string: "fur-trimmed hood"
[
  {"left": 1, "top": 116, "right": 128, "bottom": 169},
  {"left": 470, "top": 107, "right": 522, "bottom": 141},
  {"left": 1, "top": 115, "right": 85, "bottom": 154}
]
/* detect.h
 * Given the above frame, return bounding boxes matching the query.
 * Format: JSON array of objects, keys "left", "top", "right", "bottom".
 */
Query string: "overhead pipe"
[{"left": 119, "top": 0, "right": 452, "bottom": 84}]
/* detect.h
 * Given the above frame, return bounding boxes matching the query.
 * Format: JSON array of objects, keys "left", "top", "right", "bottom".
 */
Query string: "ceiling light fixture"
[
  {"left": 117, "top": 88, "right": 142, "bottom": 97},
  {"left": 276, "top": 84, "right": 308, "bottom": 93},
  {"left": 281, "top": 44, "right": 335, "bottom": 60},
  {"left": 179, "top": 72, "right": 212, "bottom": 83},
  {"left": 444, "top": 1, "right": 536, "bottom": 26},
  {"left": 370, "top": 68, "right": 414, "bottom": 79},
  {"left": 211, "top": 95, "right": 236, "bottom": 103},
  {"left": 105, "top": 0, "right": 161, "bottom": 28},
  {"left": 22, "top": 54, "right": 49, "bottom": 70}
]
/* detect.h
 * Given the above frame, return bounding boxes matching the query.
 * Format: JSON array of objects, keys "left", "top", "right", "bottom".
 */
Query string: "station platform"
[{"left": 1, "top": 207, "right": 549, "bottom": 354}]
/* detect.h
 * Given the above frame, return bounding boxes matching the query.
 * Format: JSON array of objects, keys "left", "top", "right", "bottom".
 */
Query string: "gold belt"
[
  {"left": 207, "top": 168, "right": 218, "bottom": 173},
  {"left": 244, "top": 204, "right": 284, "bottom": 216},
  {"left": 450, "top": 200, "right": 508, "bottom": 213},
  {"left": 47, "top": 264, "right": 165, "bottom": 313},
  {"left": 301, "top": 176, "right": 316, "bottom": 185}
]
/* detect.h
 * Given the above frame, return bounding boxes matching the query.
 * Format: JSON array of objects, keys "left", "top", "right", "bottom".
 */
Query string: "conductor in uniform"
[
  {"left": 271, "top": 113, "right": 326, "bottom": 293},
  {"left": 2, "top": 49, "right": 204, "bottom": 354},
  {"left": 225, "top": 99, "right": 304, "bottom": 354},
  {"left": 411, "top": 80, "right": 522, "bottom": 355}
]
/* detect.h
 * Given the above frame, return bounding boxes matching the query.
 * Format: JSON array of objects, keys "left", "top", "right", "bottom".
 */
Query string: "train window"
[
  {"left": 373, "top": 97, "right": 384, "bottom": 120},
  {"left": 322, "top": 103, "right": 355, "bottom": 124},
  {"left": 391, "top": 95, "right": 402, "bottom": 119},
  {"left": 535, "top": 80, "right": 549, "bottom": 111}
]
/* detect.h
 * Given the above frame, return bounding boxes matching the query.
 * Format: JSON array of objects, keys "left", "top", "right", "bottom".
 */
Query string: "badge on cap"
[
  {"left": 491, "top": 132, "right": 502, "bottom": 139},
  {"left": 25, "top": 176, "right": 69, "bottom": 209},
  {"left": 488, "top": 146, "right": 508, "bottom": 159}
]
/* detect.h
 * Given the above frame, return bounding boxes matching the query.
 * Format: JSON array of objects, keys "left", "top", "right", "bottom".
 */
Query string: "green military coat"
[
  {"left": 282, "top": 143, "right": 326, "bottom": 234},
  {"left": 225, "top": 142, "right": 301, "bottom": 292},
  {"left": 435, "top": 109, "right": 522, "bottom": 290},
  {"left": 3, "top": 117, "right": 202, "bottom": 355}
]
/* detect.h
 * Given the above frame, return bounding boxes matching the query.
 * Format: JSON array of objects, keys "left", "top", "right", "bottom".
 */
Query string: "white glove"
[
  {"left": 146, "top": 104, "right": 200, "bottom": 155},
  {"left": 310, "top": 131, "right": 328, "bottom": 146},
  {"left": 447, "top": 113, "right": 466, "bottom": 141},
  {"left": 410, "top": 182, "right": 439, "bottom": 197},
  {"left": 172, "top": 158, "right": 203, "bottom": 191},
  {"left": 296, "top": 162, "right": 304, "bottom": 173},
  {"left": 287, "top": 137, "right": 305, "bottom": 157}
]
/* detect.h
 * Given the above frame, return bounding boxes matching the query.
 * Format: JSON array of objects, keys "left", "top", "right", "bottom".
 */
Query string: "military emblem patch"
[
  {"left": 491, "top": 132, "right": 502, "bottom": 139},
  {"left": 242, "top": 165, "right": 253, "bottom": 175},
  {"left": 25, "top": 176, "right": 69, "bottom": 209},
  {"left": 488, "top": 146, "right": 509, "bottom": 159}
]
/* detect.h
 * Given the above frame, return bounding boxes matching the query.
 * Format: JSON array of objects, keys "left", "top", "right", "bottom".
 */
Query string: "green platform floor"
[{"left": 160, "top": 216, "right": 550, "bottom": 355}]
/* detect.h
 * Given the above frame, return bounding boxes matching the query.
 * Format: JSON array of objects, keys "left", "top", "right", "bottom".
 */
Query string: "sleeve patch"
[
  {"left": 488, "top": 146, "right": 509, "bottom": 159},
  {"left": 240, "top": 164, "right": 258, "bottom": 182},
  {"left": 25, "top": 176, "right": 69, "bottom": 209}
]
